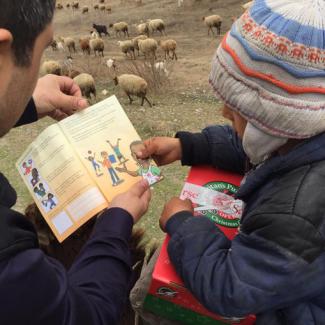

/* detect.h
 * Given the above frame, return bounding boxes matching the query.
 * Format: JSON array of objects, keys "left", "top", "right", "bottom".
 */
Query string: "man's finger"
[
  {"left": 56, "top": 94, "right": 88, "bottom": 115},
  {"left": 140, "top": 187, "right": 151, "bottom": 206},
  {"left": 136, "top": 138, "right": 158, "bottom": 158},
  {"left": 129, "top": 179, "right": 150, "bottom": 197},
  {"left": 59, "top": 76, "right": 83, "bottom": 97}
]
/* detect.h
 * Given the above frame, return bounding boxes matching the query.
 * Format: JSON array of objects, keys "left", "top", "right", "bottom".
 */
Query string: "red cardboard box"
[{"left": 143, "top": 166, "right": 256, "bottom": 324}]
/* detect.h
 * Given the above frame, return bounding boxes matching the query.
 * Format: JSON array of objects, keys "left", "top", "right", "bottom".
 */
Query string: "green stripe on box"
[{"left": 144, "top": 294, "right": 229, "bottom": 325}]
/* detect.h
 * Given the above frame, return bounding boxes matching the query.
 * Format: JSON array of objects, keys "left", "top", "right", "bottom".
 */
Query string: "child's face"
[
  {"left": 131, "top": 143, "right": 150, "bottom": 165},
  {"left": 222, "top": 105, "right": 247, "bottom": 139}
]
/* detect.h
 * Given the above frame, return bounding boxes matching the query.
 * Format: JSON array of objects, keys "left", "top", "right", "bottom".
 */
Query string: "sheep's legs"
[
  {"left": 143, "top": 96, "right": 152, "bottom": 107},
  {"left": 173, "top": 51, "right": 178, "bottom": 60},
  {"left": 127, "top": 94, "right": 133, "bottom": 104}
]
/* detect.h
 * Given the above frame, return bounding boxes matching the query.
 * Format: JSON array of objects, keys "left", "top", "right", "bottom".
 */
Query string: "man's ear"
[{"left": 0, "top": 29, "right": 14, "bottom": 95}]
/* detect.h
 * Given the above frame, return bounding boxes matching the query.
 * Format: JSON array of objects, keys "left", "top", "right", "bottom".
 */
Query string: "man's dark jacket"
[
  {"left": 0, "top": 99, "right": 134, "bottom": 324},
  {"left": 166, "top": 125, "right": 325, "bottom": 325}
]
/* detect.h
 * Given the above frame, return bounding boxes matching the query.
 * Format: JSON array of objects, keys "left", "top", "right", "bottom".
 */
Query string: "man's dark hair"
[{"left": 0, "top": 0, "right": 56, "bottom": 66}]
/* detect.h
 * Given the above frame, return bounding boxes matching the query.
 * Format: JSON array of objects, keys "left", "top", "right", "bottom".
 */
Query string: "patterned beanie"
[{"left": 209, "top": 0, "right": 325, "bottom": 140}]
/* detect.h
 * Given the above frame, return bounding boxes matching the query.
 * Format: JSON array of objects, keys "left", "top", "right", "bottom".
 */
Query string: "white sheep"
[
  {"left": 114, "top": 74, "right": 152, "bottom": 107},
  {"left": 90, "top": 38, "right": 104, "bottom": 56},
  {"left": 136, "top": 22, "right": 149, "bottom": 36},
  {"left": 132, "top": 35, "right": 148, "bottom": 56},
  {"left": 118, "top": 40, "right": 136, "bottom": 59},
  {"left": 158, "top": 39, "right": 177, "bottom": 60},
  {"left": 138, "top": 38, "right": 158, "bottom": 60},
  {"left": 73, "top": 73, "right": 96, "bottom": 99},
  {"left": 90, "top": 31, "right": 100, "bottom": 39},
  {"left": 147, "top": 19, "right": 166, "bottom": 36},
  {"left": 106, "top": 58, "right": 117, "bottom": 70},
  {"left": 202, "top": 15, "right": 223, "bottom": 36},
  {"left": 177, "top": 0, "right": 184, "bottom": 7},
  {"left": 155, "top": 61, "right": 169, "bottom": 76},
  {"left": 40, "top": 60, "right": 61, "bottom": 76},
  {"left": 59, "top": 37, "right": 76, "bottom": 54},
  {"left": 109, "top": 22, "right": 129, "bottom": 38}
]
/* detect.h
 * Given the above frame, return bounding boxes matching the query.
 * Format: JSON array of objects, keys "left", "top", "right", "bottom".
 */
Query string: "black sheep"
[{"left": 92, "top": 23, "right": 110, "bottom": 37}]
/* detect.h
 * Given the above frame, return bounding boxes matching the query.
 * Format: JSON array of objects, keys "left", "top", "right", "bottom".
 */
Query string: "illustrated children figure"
[
  {"left": 99, "top": 151, "right": 124, "bottom": 187},
  {"left": 106, "top": 138, "right": 128, "bottom": 165},
  {"left": 38, "top": 183, "right": 47, "bottom": 197},
  {"left": 30, "top": 168, "right": 40, "bottom": 187},
  {"left": 85, "top": 150, "right": 102, "bottom": 176},
  {"left": 47, "top": 193, "right": 56, "bottom": 210},
  {"left": 22, "top": 160, "right": 32, "bottom": 175},
  {"left": 116, "top": 141, "right": 163, "bottom": 186}
]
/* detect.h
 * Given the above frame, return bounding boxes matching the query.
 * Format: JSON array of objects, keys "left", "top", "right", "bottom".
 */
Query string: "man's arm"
[
  {"left": 14, "top": 98, "right": 38, "bottom": 127},
  {"left": 176, "top": 125, "right": 247, "bottom": 174},
  {"left": 1, "top": 208, "right": 133, "bottom": 325},
  {"left": 165, "top": 213, "right": 324, "bottom": 317}
]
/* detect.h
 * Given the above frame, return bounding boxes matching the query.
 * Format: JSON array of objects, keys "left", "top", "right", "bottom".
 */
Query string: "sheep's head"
[
  {"left": 109, "top": 23, "right": 113, "bottom": 28},
  {"left": 113, "top": 76, "right": 118, "bottom": 86},
  {"left": 202, "top": 16, "right": 206, "bottom": 21}
]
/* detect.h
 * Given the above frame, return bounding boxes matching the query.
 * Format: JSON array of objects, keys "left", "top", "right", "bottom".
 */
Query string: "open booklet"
[{"left": 16, "top": 95, "right": 163, "bottom": 242}]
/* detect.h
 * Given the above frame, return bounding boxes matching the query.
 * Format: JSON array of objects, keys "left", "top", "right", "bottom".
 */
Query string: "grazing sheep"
[
  {"left": 109, "top": 22, "right": 129, "bottom": 38},
  {"left": 202, "top": 15, "right": 222, "bottom": 36},
  {"left": 113, "top": 74, "right": 152, "bottom": 107},
  {"left": 73, "top": 73, "right": 96, "bottom": 99},
  {"left": 99, "top": 0, "right": 105, "bottom": 3},
  {"left": 158, "top": 39, "right": 177, "bottom": 60},
  {"left": 72, "top": 1, "right": 79, "bottom": 10},
  {"left": 40, "top": 60, "right": 61, "bottom": 76},
  {"left": 138, "top": 38, "right": 158, "bottom": 60},
  {"left": 66, "top": 3, "right": 70, "bottom": 8},
  {"left": 94, "top": 4, "right": 99, "bottom": 9},
  {"left": 147, "top": 19, "right": 166, "bottom": 36},
  {"left": 132, "top": 35, "right": 148, "bottom": 56},
  {"left": 136, "top": 22, "right": 149, "bottom": 36},
  {"left": 92, "top": 23, "right": 109, "bottom": 37},
  {"left": 105, "top": 5, "right": 112, "bottom": 13},
  {"left": 82, "top": 6, "right": 89, "bottom": 14},
  {"left": 59, "top": 37, "right": 76, "bottom": 54},
  {"left": 99, "top": 4, "right": 106, "bottom": 11},
  {"left": 118, "top": 40, "right": 136, "bottom": 59},
  {"left": 242, "top": 1, "right": 253, "bottom": 10},
  {"left": 56, "top": 3, "right": 63, "bottom": 9},
  {"left": 106, "top": 58, "right": 117, "bottom": 70},
  {"left": 90, "top": 31, "right": 100, "bottom": 39},
  {"left": 79, "top": 38, "right": 91, "bottom": 55},
  {"left": 90, "top": 38, "right": 105, "bottom": 56},
  {"left": 177, "top": 0, "right": 184, "bottom": 7},
  {"left": 155, "top": 61, "right": 169, "bottom": 76}
]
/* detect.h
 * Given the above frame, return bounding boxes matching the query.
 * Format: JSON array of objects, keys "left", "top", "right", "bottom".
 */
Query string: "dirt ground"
[{"left": 0, "top": 0, "right": 247, "bottom": 243}]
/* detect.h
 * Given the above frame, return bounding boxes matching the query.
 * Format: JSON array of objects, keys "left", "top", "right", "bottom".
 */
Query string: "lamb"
[
  {"left": 147, "top": 19, "right": 166, "bottom": 36},
  {"left": 136, "top": 22, "right": 149, "bottom": 36},
  {"left": 113, "top": 74, "right": 152, "bottom": 107},
  {"left": 138, "top": 38, "right": 158, "bottom": 60},
  {"left": 40, "top": 60, "right": 61, "bottom": 76},
  {"left": 106, "top": 58, "right": 117, "bottom": 70},
  {"left": 82, "top": 6, "right": 89, "bottom": 14},
  {"left": 202, "top": 15, "right": 222, "bottom": 36},
  {"left": 109, "top": 22, "right": 129, "bottom": 38},
  {"left": 92, "top": 23, "right": 109, "bottom": 37},
  {"left": 118, "top": 40, "right": 136, "bottom": 59},
  {"left": 59, "top": 37, "right": 76, "bottom": 54},
  {"left": 79, "top": 38, "right": 91, "bottom": 55},
  {"left": 132, "top": 35, "right": 148, "bottom": 56},
  {"left": 73, "top": 73, "right": 96, "bottom": 99},
  {"left": 90, "top": 38, "right": 105, "bottom": 56},
  {"left": 158, "top": 39, "right": 177, "bottom": 60}
]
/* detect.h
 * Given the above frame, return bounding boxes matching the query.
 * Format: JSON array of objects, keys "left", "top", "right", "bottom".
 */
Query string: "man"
[{"left": 0, "top": 1, "right": 151, "bottom": 324}]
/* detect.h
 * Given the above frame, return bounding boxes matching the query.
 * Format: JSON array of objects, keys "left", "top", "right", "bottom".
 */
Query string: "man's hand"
[
  {"left": 160, "top": 197, "right": 193, "bottom": 231},
  {"left": 109, "top": 179, "right": 151, "bottom": 223},
  {"left": 33, "top": 74, "right": 88, "bottom": 121},
  {"left": 135, "top": 137, "right": 182, "bottom": 166}
]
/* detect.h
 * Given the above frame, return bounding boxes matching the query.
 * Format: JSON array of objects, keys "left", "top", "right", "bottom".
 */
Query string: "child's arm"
[
  {"left": 115, "top": 164, "right": 138, "bottom": 177},
  {"left": 176, "top": 125, "right": 247, "bottom": 174},
  {"left": 165, "top": 213, "right": 324, "bottom": 317}
]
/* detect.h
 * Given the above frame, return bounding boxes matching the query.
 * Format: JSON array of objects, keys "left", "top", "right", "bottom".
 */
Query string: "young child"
[
  {"left": 100, "top": 151, "right": 124, "bottom": 186},
  {"left": 132, "top": 1, "right": 325, "bottom": 324}
]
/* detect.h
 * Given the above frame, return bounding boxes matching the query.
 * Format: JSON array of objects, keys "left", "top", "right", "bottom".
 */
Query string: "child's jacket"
[{"left": 166, "top": 125, "right": 325, "bottom": 325}]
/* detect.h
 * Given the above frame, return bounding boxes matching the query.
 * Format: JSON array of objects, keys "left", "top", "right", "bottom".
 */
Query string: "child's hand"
[
  {"left": 109, "top": 179, "right": 151, "bottom": 223},
  {"left": 159, "top": 197, "right": 193, "bottom": 231},
  {"left": 137, "top": 137, "right": 182, "bottom": 166}
]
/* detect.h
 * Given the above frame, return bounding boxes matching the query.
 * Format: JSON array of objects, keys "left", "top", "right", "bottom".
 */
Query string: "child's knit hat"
[{"left": 209, "top": 0, "right": 325, "bottom": 139}]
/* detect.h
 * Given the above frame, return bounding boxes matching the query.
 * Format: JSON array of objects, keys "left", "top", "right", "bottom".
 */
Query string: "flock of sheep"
[{"left": 42, "top": 0, "right": 251, "bottom": 107}]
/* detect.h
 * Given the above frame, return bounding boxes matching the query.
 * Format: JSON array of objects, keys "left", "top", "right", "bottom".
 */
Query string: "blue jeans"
[{"left": 108, "top": 168, "right": 120, "bottom": 184}]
